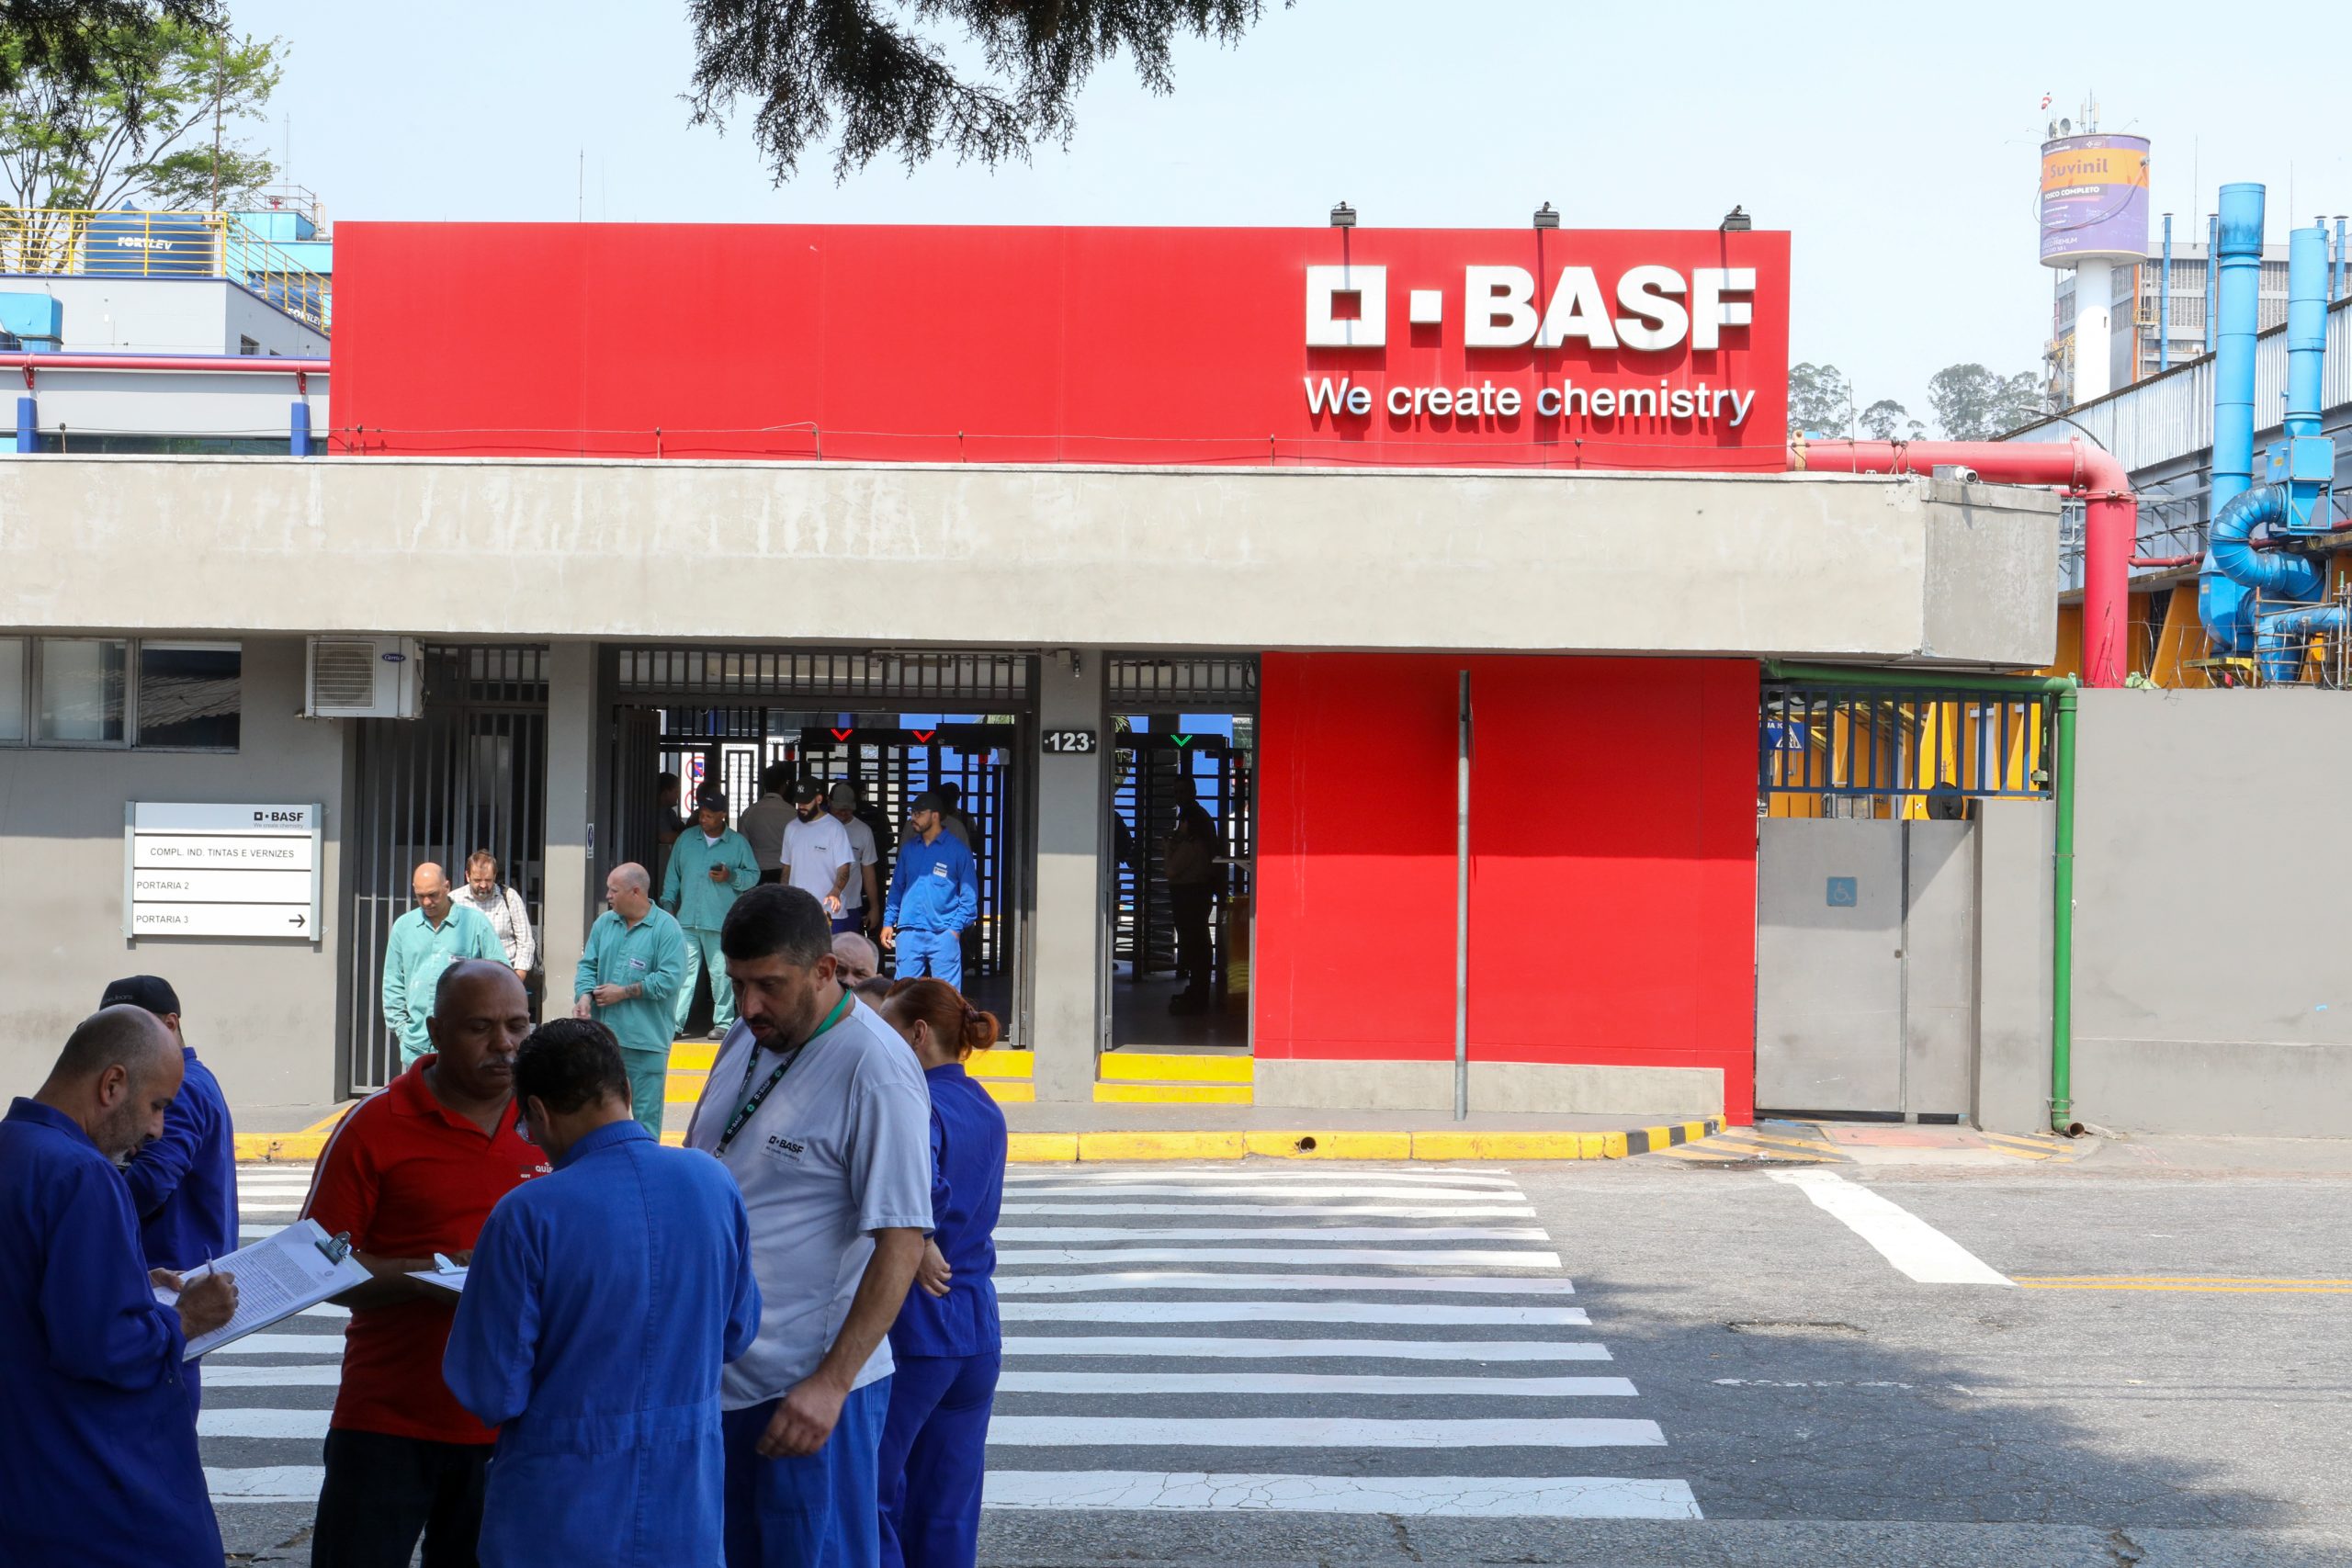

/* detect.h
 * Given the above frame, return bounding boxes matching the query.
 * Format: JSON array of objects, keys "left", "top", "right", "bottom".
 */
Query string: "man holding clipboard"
[
  {"left": 300, "top": 959, "right": 549, "bottom": 1568},
  {"left": 0, "top": 1005, "right": 240, "bottom": 1568}
]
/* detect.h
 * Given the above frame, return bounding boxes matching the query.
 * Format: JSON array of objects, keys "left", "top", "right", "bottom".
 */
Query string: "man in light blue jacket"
[
  {"left": 662, "top": 790, "right": 761, "bottom": 1041},
  {"left": 575, "top": 863, "right": 690, "bottom": 1141},
  {"left": 881, "top": 794, "right": 979, "bottom": 990}
]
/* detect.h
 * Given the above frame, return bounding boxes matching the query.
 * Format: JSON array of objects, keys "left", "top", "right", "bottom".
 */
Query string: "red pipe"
[
  {"left": 0, "top": 352, "right": 327, "bottom": 373},
  {"left": 1792, "top": 437, "right": 2134, "bottom": 688},
  {"left": 2131, "top": 555, "right": 2199, "bottom": 569}
]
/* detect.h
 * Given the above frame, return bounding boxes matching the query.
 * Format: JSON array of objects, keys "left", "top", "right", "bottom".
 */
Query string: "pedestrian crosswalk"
[
  {"left": 199, "top": 1159, "right": 1701, "bottom": 1529},
  {"left": 982, "top": 1162, "right": 1700, "bottom": 1521}
]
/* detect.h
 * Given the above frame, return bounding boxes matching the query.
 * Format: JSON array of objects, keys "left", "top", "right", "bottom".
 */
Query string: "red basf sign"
[{"left": 331, "top": 223, "right": 1789, "bottom": 470}]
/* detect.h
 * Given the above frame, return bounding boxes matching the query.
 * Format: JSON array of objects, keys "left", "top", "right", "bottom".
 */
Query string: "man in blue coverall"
[
  {"left": 104, "top": 975, "right": 236, "bottom": 1409},
  {"left": 880, "top": 793, "right": 979, "bottom": 990},
  {"left": 446, "top": 1016, "right": 760, "bottom": 1568},
  {"left": 662, "top": 788, "right": 762, "bottom": 1041}
]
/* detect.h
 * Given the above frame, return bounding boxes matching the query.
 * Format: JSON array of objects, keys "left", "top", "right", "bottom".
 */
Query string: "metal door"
[
  {"left": 343, "top": 646, "right": 548, "bottom": 1096},
  {"left": 1754, "top": 818, "right": 1978, "bottom": 1117}
]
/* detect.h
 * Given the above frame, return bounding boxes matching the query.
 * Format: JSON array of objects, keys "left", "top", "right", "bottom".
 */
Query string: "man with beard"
[{"left": 782, "top": 779, "right": 856, "bottom": 934}]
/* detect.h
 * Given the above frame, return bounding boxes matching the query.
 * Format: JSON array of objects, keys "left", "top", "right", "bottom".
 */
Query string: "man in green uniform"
[
  {"left": 574, "top": 862, "right": 689, "bottom": 1140},
  {"left": 382, "top": 861, "right": 503, "bottom": 1066},
  {"left": 660, "top": 788, "right": 761, "bottom": 1042}
]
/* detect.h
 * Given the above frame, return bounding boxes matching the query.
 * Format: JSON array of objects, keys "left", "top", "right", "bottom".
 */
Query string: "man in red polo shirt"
[{"left": 301, "top": 959, "right": 548, "bottom": 1568}]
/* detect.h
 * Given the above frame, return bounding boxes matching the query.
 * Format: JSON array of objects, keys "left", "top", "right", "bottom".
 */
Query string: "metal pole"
[
  {"left": 2205, "top": 213, "right": 2220, "bottom": 355},
  {"left": 1453, "top": 669, "right": 1471, "bottom": 1122},
  {"left": 2159, "top": 213, "right": 2173, "bottom": 372}
]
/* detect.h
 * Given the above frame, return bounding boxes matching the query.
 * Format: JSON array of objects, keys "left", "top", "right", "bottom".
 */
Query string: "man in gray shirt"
[{"left": 688, "top": 884, "right": 930, "bottom": 1568}]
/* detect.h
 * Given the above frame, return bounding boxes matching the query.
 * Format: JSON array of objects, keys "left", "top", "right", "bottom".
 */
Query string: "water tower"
[{"left": 2040, "top": 108, "right": 2151, "bottom": 403}]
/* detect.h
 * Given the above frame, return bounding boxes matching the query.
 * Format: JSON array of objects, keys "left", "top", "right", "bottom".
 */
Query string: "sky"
[{"left": 234, "top": 0, "right": 2352, "bottom": 419}]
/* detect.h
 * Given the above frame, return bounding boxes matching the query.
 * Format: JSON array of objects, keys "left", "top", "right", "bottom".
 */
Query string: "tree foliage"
[
  {"left": 1859, "top": 398, "right": 1923, "bottom": 442},
  {"left": 1925, "top": 364, "right": 2045, "bottom": 441},
  {"left": 0, "top": 2, "right": 221, "bottom": 112},
  {"left": 1786, "top": 362, "right": 1855, "bottom": 438},
  {"left": 685, "top": 0, "right": 1286, "bottom": 182},
  {"left": 0, "top": 12, "right": 279, "bottom": 217}
]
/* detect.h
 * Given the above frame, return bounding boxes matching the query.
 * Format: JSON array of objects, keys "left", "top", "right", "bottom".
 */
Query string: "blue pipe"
[
  {"left": 2335, "top": 217, "right": 2346, "bottom": 300},
  {"left": 2160, "top": 214, "right": 2172, "bottom": 372},
  {"left": 2286, "top": 226, "right": 2327, "bottom": 438},
  {"left": 290, "top": 400, "right": 311, "bottom": 457},
  {"left": 12, "top": 394, "right": 30, "bottom": 454},
  {"left": 2210, "top": 484, "right": 2325, "bottom": 600},
  {"left": 2256, "top": 604, "right": 2347, "bottom": 682},
  {"left": 2199, "top": 184, "right": 2265, "bottom": 651}
]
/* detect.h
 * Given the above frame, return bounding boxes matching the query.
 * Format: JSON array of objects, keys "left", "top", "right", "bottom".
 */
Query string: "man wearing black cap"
[
  {"left": 783, "top": 778, "right": 856, "bottom": 933},
  {"left": 107, "top": 976, "right": 238, "bottom": 1405},
  {"left": 661, "top": 786, "right": 762, "bottom": 1042},
  {"left": 880, "top": 793, "right": 980, "bottom": 989}
]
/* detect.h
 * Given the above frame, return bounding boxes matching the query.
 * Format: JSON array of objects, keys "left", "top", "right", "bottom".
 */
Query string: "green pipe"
[{"left": 1762, "top": 662, "right": 2082, "bottom": 1134}]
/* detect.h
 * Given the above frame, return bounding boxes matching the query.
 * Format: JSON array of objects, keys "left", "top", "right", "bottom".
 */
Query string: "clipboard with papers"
[{"left": 153, "top": 1218, "right": 371, "bottom": 1359}]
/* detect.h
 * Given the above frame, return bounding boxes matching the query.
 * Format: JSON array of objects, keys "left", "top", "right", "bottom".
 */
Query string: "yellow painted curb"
[
  {"left": 669, "top": 1043, "right": 718, "bottom": 1071},
  {"left": 664, "top": 1071, "right": 709, "bottom": 1105},
  {"left": 1008, "top": 1133, "right": 1080, "bottom": 1162},
  {"left": 1091, "top": 1081, "right": 1254, "bottom": 1106},
  {"left": 1079, "top": 1130, "right": 1249, "bottom": 1161},
  {"left": 1098, "top": 1052, "right": 1254, "bottom": 1084},
  {"left": 967, "top": 1049, "right": 1035, "bottom": 1081},
  {"left": 298, "top": 1105, "right": 356, "bottom": 1135},
  {"left": 1411, "top": 1130, "right": 1598, "bottom": 1160},
  {"left": 234, "top": 1133, "right": 328, "bottom": 1163},
  {"left": 1242, "top": 1130, "right": 1414, "bottom": 1160},
  {"left": 980, "top": 1080, "right": 1036, "bottom": 1105}
]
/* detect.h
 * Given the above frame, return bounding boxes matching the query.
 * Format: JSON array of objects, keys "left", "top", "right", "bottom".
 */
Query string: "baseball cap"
[
  {"left": 828, "top": 781, "right": 859, "bottom": 809},
  {"left": 101, "top": 975, "right": 181, "bottom": 1017},
  {"left": 792, "top": 779, "right": 828, "bottom": 805},
  {"left": 910, "top": 791, "right": 945, "bottom": 816},
  {"left": 695, "top": 787, "right": 729, "bottom": 813}
]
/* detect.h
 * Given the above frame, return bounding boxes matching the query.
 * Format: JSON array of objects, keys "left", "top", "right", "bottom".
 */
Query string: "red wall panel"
[
  {"left": 330, "top": 223, "right": 1789, "bottom": 470},
  {"left": 1254, "top": 652, "right": 1758, "bottom": 1121}
]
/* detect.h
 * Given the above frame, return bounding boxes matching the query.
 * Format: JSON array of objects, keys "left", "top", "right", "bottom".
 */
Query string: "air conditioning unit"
[{"left": 304, "top": 637, "right": 423, "bottom": 718}]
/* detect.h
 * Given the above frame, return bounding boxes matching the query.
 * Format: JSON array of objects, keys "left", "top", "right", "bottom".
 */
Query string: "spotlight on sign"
[
  {"left": 1532, "top": 203, "right": 1559, "bottom": 230},
  {"left": 1721, "top": 205, "right": 1752, "bottom": 232},
  {"left": 1329, "top": 201, "right": 1356, "bottom": 229}
]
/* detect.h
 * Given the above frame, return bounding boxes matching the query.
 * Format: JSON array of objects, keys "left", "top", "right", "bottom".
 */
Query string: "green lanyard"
[{"left": 715, "top": 991, "right": 854, "bottom": 1156}]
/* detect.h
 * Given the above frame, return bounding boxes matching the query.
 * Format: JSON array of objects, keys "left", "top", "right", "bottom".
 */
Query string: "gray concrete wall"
[
  {"left": 1029, "top": 649, "right": 1104, "bottom": 1102},
  {"left": 0, "top": 459, "right": 2057, "bottom": 668},
  {"left": 1255, "top": 1059, "right": 1723, "bottom": 1118},
  {"left": 1973, "top": 798, "right": 2054, "bottom": 1134},
  {"left": 2072, "top": 689, "right": 2352, "bottom": 1134},
  {"left": 0, "top": 637, "right": 345, "bottom": 1122}
]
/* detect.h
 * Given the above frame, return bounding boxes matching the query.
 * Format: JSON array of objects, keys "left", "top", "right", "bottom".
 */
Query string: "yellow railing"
[{"left": 0, "top": 207, "right": 330, "bottom": 334}]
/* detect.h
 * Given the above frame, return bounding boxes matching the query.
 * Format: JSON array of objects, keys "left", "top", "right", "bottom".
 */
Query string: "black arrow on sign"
[{"left": 288, "top": 913, "right": 307, "bottom": 928}]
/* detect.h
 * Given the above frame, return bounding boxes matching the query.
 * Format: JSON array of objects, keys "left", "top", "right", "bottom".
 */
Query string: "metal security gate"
[
  {"left": 342, "top": 646, "right": 548, "bottom": 1096},
  {"left": 603, "top": 648, "right": 1037, "bottom": 1040},
  {"left": 1106, "top": 655, "right": 1259, "bottom": 1052},
  {"left": 1754, "top": 818, "right": 1975, "bottom": 1117},
  {"left": 1753, "top": 680, "right": 2052, "bottom": 1118}
]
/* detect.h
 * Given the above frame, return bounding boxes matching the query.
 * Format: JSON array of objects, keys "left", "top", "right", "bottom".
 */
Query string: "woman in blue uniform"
[{"left": 875, "top": 977, "right": 1008, "bottom": 1568}]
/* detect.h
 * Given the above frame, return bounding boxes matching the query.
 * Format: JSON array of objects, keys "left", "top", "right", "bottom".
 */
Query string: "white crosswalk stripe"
[{"left": 201, "top": 1162, "right": 1701, "bottom": 1523}]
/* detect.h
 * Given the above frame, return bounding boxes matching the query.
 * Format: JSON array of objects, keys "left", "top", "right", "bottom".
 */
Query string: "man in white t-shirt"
[
  {"left": 690, "top": 885, "right": 930, "bottom": 1568},
  {"left": 827, "top": 781, "right": 882, "bottom": 936},
  {"left": 781, "top": 782, "right": 856, "bottom": 934}
]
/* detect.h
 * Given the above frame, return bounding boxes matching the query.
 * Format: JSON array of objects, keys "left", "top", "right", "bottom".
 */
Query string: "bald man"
[
  {"left": 576, "top": 862, "right": 690, "bottom": 1141},
  {"left": 0, "top": 1006, "right": 241, "bottom": 1568},
  {"left": 383, "top": 862, "right": 504, "bottom": 1067}
]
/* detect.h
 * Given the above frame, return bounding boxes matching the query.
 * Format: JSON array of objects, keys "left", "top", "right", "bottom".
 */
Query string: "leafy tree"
[
  {"left": 686, "top": 0, "right": 1287, "bottom": 181},
  {"left": 1859, "top": 398, "right": 1923, "bottom": 442},
  {"left": 1926, "top": 363, "right": 2047, "bottom": 440},
  {"left": 1786, "top": 362, "right": 1855, "bottom": 438},
  {"left": 0, "top": 3, "right": 222, "bottom": 110},
  {"left": 0, "top": 14, "right": 278, "bottom": 218}
]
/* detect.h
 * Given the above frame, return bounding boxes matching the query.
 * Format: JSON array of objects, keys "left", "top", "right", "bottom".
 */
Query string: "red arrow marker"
[
  {"left": 830, "top": 728, "right": 854, "bottom": 742},
  {"left": 912, "top": 729, "right": 936, "bottom": 743}
]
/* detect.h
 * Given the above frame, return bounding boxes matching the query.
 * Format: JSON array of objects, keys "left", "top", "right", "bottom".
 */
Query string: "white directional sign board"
[{"left": 126, "top": 803, "right": 322, "bottom": 942}]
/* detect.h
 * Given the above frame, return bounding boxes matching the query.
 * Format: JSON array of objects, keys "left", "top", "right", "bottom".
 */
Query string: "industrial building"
[{"left": 1, "top": 196, "right": 2346, "bottom": 1142}]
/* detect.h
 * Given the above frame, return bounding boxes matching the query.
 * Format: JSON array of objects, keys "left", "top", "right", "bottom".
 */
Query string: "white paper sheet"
[
  {"left": 407, "top": 1267, "right": 468, "bottom": 1294},
  {"left": 156, "top": 1218, "right": 371, "bottom": 1359}
]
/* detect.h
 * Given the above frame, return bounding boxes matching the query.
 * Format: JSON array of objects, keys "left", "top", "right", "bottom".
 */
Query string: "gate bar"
[
  {"left": 1454, "top": 670, "right": 1472, "bottom": 1122},
  {"left": 1763, "top": 662, "right": 2081, "bottom": 1136}
]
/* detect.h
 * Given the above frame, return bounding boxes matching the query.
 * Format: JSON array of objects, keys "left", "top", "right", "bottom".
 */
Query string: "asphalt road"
[{"left": 206, "top": 1145, "right": 2352, "bottom": 1566}]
